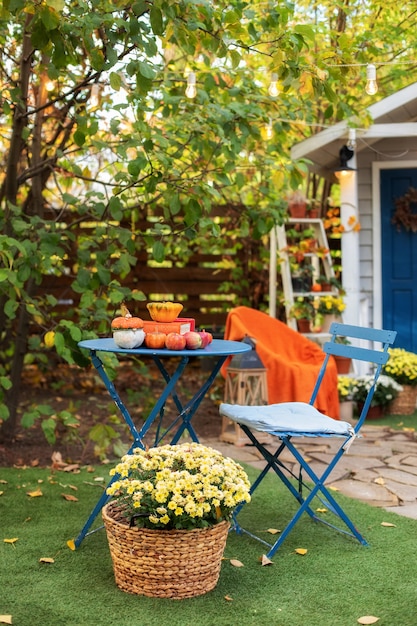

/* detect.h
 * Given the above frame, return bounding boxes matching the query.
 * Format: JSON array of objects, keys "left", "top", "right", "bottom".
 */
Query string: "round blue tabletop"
[{"left": 78, "top": 337, "right": 252, "bottom": 358}]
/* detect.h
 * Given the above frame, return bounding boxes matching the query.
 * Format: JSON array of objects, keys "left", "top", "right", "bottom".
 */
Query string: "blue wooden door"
[{"left": 380, "top": 168, "right": 417, "bottom": 351}]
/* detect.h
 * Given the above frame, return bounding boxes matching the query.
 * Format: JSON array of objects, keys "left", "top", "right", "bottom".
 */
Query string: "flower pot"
[
  {"left": 357, "top": 403, "right": 384, "bottom": 420},
  {"left": 102, "top": 502, "right": 230, "bottom": 599},
  {"left": 388, "top": 385, "right": 417, "bottom": 415},
  {"left": 321, "top": 314, "right": 341, "bottom": 333},
  {"left": 289, "top": 203, "right": 307, "bottom": 218},
  {"left": 339, "top": 400, "right": 353, "bottom": 422},
  {"left": 296, "top": 318, "right": 311, "bottom": 333},
  {"left": 333, "top": 355, "right": 351, "bottom": 374}
]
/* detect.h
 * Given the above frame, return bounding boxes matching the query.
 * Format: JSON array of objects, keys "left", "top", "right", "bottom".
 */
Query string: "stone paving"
[{"left": 202, "top": 423, "right": 417, "bottom": 520}]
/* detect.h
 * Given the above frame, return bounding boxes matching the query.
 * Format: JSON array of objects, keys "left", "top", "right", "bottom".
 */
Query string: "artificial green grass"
[{"left": 1, "top": 464, "right": 416, "bottom": 626}]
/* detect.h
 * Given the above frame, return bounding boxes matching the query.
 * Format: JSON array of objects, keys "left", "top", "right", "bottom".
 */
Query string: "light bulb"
[
  {"left": 265, "top": 119, "right": 273, "bottom": 140},
  {"left": 268, "top": 73, "right": 279, "bottom": 97},
  {"left": 45, "top": 80, "right": 55, "bottom": 92},
  {"left": 185, "top": 72, "right": 197, "bottom": 99},
  {"left": 365, "top": 64, "right": 378, "bottom": 95}
]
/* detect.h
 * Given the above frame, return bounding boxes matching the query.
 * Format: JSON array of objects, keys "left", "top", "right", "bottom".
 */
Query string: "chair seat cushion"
[{"left": 219, "top": 402, "right": 353, "bottom": 437}]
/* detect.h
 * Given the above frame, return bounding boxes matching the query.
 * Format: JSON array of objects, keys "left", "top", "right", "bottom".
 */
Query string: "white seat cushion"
[{"left": 219, "top": 402, "right": 353, "bottom": 437}]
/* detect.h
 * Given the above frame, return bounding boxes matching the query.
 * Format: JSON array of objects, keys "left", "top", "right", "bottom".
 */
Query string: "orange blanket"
[{"left": 222, "top": 306, "right": 340, "bottom": 419}]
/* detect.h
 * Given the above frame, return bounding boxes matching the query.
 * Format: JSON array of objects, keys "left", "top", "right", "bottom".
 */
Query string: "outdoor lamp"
[{"left": 334, "top": 144, "right": 356, "bottom": 180}]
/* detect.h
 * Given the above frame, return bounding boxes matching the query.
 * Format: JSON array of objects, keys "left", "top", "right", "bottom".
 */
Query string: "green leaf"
[
  {"left": 138, "top": 61, "right": 156, "bottom": 80},
  {"left": 152, "top": 240, "right": 165, "bottom": 263},
  {"left": 109, "top": 72, "right": 122, "bottom": 91},
  {"left": 149, "top": 6, "right": 163, "bottom": 35}
]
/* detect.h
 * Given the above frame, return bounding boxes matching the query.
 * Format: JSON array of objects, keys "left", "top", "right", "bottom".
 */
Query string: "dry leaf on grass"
[
  {"left": 39, "top": 557, "right": 55, "bottom": 564},
  {"left": 381, "top": 521, "right": 396, "bottom": 527},
  {"left": 224, "top": 595, "right": 233, "bottom": 602},
  {"left": 261, "top": 554, "right": 273, "bottom": 566},
  {"left": 230, "top": 559, "right": 244, "bottom": 567},
  {"left": 67, "top": 539, "right": 76, "bottom": 551},
  {"left": 357, "top": 616, "right": 379, "bottom": 624},
  {"left": 0, "top": 480, "right": 8, "bottom": 484},
  {"left": 316, "top": 508, "right": 327, "bottom": 513},
  {"left": 61, "top": 493, "right": 78, "bottom": 502},
  {"left": 295, "top": 548, "right": 308, "bottom": 556},
  {"left": 3, "top": 538, "right": 18, "bottom": 544},
  {"left": 0, "top": 491, "right": 3, "bottom": 497},
  {"left": 26, "top": 489, "right": 43, "bottom": 497},
  {"left": 267, "top": 528, "right": 281, "bottom": 535},
  {"left": 0, "top": 616, "right": 12, "bottom": 624}
]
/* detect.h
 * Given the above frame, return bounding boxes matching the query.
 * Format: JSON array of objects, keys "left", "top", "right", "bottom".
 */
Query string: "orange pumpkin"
[
  {"left": 111, "top": 316, "right": 144, "bottom": 330},
  {"left": 144, "top": 332, "right": 167, "bottom": 349},
  {"left": 146, "top": 301, "right": 183, "bottom": 323}
]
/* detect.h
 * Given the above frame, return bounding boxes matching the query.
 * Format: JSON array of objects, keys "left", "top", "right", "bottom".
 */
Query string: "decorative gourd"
[
  {"left": 144, "top": 332, "right": 167, "bottom": 349},
  {"left": 146, "top": 301, "right": 183, "bottom": 323},
  {"left": 111, "top": 305, "right": 145, "bottom": 349}
]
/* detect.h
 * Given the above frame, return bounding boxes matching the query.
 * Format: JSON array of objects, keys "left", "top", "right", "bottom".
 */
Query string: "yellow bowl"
[{"left": 146, "top": 302, "right": 183, "bottom": 323}]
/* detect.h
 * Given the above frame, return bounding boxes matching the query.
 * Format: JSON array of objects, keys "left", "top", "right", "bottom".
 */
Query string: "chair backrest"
[{"left": 310, "top": 322, "right": 397, "bottom": 430}]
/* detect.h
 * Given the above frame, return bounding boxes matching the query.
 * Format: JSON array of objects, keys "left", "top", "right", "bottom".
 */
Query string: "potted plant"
[
  {"left": 382, "top": 348, "right": 417, "bottom": 414},
  {"left": 351, "top": 374, "right": 403, "bottom": 419},
  {"left": 313, "top": 294, "right": 346, "bottom": 332},
  {"left": 337, "top": 375, "right": 356, "bottom": 420},
  {"left": 287, "top": 189, "right": 307, "bottom": 218},
  {"left": 103, "top": 442, "right": 251, "bottom": 598},
  {"left": 289, "top": 297, "right": 315, "bottom": 332}
]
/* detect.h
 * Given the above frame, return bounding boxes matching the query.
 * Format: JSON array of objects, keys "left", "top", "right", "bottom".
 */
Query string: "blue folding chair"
[{"left": 220, "top": 323, "right": 397, "bottom": 558}]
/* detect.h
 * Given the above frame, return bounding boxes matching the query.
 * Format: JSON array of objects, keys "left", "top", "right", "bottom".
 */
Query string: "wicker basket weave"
[
  {"left": 388, "top": 385, "right": 417, "bottom": 415},
  {"left": 102, "top": 502, "right": 230, "bottom": 599}
]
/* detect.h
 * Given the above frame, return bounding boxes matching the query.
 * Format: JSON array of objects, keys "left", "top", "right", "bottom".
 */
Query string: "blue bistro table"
[{"left": 74, "top": 337, "right": 251, "bottom": 547}]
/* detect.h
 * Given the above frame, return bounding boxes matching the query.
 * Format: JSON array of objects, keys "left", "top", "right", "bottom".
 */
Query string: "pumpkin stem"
[{"left": 120, "top": 303, "right": 132, "bottom": 318}]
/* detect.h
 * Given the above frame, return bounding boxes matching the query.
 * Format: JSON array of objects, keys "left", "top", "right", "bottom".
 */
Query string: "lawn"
[{"left": 1, "top": 463, "right": 416, "bottom": 626}]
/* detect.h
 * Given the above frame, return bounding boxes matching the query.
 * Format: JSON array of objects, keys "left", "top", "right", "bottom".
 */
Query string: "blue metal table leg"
[{"left": 74, "top": 355, "right": 190, "bottom": 547}]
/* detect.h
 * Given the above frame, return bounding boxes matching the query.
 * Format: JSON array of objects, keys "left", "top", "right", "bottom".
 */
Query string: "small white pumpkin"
[{"left": 113, "top": 328, "right": 145, "bottom": 349}]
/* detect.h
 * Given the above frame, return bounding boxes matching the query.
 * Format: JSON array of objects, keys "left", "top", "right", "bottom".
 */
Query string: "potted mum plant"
[
  {"left": 382, "top": 348, "right": 417, "bottom": 414},
  {"left": 314, "top": 294, "right": 346, "bottom": 332},
  {"left": 103, "top": 442, "right": 251, "bottom": 599},
  {"left": 289, "top": 297, "right": 315, "bottom": 332},
  {"left": 337, "top": 375, "right": 356, "bottom": 421},
  {"left": 351, "top": 374, "right": 403, "bottom": 419}
]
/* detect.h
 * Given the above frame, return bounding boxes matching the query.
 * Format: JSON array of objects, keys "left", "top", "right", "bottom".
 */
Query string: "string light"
[
  {"left": 268, "top": 73, "right": 279, "bottom": 97},
  {"left": 185, "top": 72, "right": 197, "bottom": 99},
  {"left": 365, "top": 64, "right": 378, "bottom": 95}
]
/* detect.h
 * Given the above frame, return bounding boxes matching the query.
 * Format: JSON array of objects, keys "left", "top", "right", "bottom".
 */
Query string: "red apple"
[
  {"left": 184, "top": 331, "right": 203, "bottom": 350},
  {"left": 165, "top": 332, "right": 186, "bottom": 350},
  {"left": 198, "top": 330, "right": 213, "bottom": 348}
]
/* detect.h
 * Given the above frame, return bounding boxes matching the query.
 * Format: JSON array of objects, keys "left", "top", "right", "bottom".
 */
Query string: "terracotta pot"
[
  {"left": 289, "top": 203, "right": 307, "bottom": 218},
  {"left": 357, "top": 403, "right": 384, "bottom": 420},
  {"left": 296, "top": 318, "right": 311, "bottom": 333},
  {"left": 333, "top": 355, "right": 351, "bottom": 374}
]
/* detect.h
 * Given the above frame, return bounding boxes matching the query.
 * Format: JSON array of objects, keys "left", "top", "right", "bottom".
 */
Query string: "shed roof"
[{"left": 291, "top": 81, "right": 417, "bottom": 178}]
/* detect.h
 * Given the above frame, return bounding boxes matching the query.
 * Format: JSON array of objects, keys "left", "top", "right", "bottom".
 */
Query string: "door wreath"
[{"left": 392, "top": 187, "right": 417, "bottom": 232}]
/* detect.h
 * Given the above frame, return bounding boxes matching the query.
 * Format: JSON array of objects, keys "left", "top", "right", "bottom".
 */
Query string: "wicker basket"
[
  {"left": 388, "top": 385, "right": 417, "bottom": 415},
  {"left": 102, "top": 502, "right": 230, "bottom": 599}
]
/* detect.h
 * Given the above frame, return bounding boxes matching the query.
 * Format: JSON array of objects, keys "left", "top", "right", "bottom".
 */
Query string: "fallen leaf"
[
  {"left": 62, "top": 464, "right": 80, "bottom": 473},
  {"left": 0, "top": 479, "right": 8, "bottom": 484},
  {"left": 381, "top": 521, "right": 396, "bottom": 527},
  {"left": 26, "top": 488, "right": 43, "bottom": 497},
  {"left": 67, "top": 539, "right": 76, "bottom": 551},
  {"left": 329, "top": 485, "right": 339, "bottom": 491},
  {"left": 0, "top": 616, "right": 12, "bottom": 624},
  {"left": 94, "top": 476, "right": 105, "bottom": 482},
  {"left": 3, "top": 538, "right": 18, "bottom": 544},
  {"left": 316, "top": 508, "right": 327, "bottom": 513},
  {"left": 230, "top": 559, "right": 244, "bottom": 567},
  {"left": 295, "top": 548, "right": 308, "bottom": 556},
  {"left": 357, "top": 616, "right": 379, "bottom": 624},
  {"left": 61, "top": 493, "right": 78, "bottom": 502},
  {"left": 402, "top": 427, "right": 415, "bottom": 432},
  {"left": 39, "top": 557, "right": 55, "bottom": 564},
  {"left": 267, "top": 528, "right": 281, "bottom": 535},
  {"left": 0, "top": 491, "right": 3, "bottom": 496},
  {"left": 374, "top": 477, "right": 385, "bottom": 485},
  {"left": 30, "top": 459, "right": 39, "bottom": 467},
  {"left": 261, "top": 554, "right": 273, "bottom": 566},
  {"left": 224, "top": 595, "right": 233, "bottom": 602}
]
